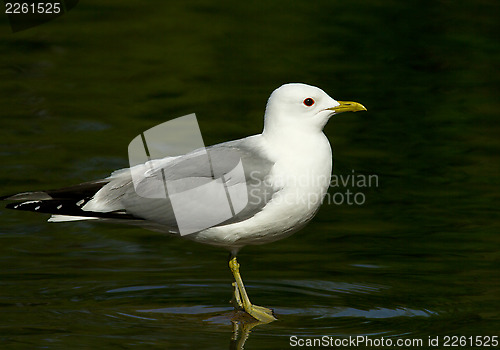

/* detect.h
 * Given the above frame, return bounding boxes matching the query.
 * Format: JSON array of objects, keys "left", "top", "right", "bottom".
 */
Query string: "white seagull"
[{"left": 2, "top": 83, "right": 366, "bottom": 323}]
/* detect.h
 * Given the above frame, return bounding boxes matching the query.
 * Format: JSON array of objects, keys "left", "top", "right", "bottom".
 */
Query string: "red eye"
[{"left": 303, "top": 98, "right": 315, "bottom": 107}]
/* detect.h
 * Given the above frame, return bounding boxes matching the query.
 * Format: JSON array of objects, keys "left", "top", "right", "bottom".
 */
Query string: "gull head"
[{"left": 263, "top": 83, "right": 366, "bottom": 135}]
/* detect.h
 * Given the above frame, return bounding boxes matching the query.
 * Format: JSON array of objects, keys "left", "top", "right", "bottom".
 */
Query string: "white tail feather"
[{"left": 48, "top": 215, "right": 99, "bottom": 222}]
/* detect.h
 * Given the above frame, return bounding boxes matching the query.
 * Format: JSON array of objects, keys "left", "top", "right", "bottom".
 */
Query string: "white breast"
[{"left": 190, "top": 132, "right": 333, "bottom": 251}]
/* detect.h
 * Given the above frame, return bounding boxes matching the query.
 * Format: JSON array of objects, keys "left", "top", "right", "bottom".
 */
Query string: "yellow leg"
[
  {"left": 229, "top": 256, "right": 277, "bottom": 323},
  {"left": 231, "top": 281, "right": 244, "bottom": 310}
]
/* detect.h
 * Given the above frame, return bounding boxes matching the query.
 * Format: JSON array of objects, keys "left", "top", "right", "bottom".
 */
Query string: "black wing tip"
[
  {"left": 5, "top": 201, "right": 20, "bottom": 209},
  {"left": 4, "top": 198, "right": 143, "bottom": 221},
  {"left": 5, "top": 199, "right": 54, "bottom": 212},
  {"left": 4, "top": 197, "right": 89, "bottom": 215},
  {"left": 1, "top": 179, "right": 142, "bottom": 221}
]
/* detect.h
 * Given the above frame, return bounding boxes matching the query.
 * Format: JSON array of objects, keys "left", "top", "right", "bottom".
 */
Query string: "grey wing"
[{"left": 83, "top": 137, "right": 277, "bottom": 233}]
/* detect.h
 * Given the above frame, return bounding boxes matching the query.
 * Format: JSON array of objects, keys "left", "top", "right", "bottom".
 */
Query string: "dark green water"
[{"left": 1, "top": 1, "right": 499, "bottom": 349}]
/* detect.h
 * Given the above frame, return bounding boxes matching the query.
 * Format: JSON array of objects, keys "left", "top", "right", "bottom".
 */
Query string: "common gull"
[{"left": 2, "top": 83, "right": 366, "bottom": 322}]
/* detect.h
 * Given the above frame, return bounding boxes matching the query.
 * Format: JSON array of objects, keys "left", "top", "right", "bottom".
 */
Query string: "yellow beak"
[{"left": 328, "top": 101, "right": 367, "bottom": 114}]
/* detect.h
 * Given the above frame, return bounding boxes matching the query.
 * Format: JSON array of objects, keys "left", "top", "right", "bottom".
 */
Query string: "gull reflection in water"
[{"left": 229, "top": 310, "right": 270, "bottom": 350}]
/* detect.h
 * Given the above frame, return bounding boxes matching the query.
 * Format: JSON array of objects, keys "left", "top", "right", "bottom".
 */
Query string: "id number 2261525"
[{"left": 5, "top": 2, "right": 62, "bottom": 14}]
